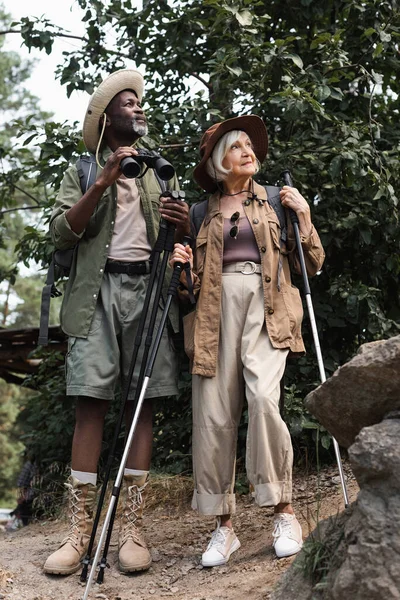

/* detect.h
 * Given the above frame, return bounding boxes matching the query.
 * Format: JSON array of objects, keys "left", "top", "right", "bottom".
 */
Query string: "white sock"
[
  {"left": 71, "top": 470, "right": 97, "bottom": 486},
  {"left": 124, "top": 469, "right": 149, "bottom": 478}
]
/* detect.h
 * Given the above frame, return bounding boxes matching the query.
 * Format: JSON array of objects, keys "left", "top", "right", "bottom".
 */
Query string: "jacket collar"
[
  {"left": 253, "top": 180, "right": 268, "bottom": 201},
  {"left": 205, "top": 191, "right": 222, "bottom": 225},
  {"left": 205, "top": 179, "right": 269, "bottom": 225}
]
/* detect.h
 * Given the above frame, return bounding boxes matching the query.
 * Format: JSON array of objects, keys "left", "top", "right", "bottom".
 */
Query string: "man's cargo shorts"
[{"left": 65, "top": 271, "right": 179, "bottom": 400}]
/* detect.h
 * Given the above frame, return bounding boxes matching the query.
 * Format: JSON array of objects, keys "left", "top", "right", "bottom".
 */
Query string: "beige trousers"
[{"left": 191, "top": 270, "right": 293, "bottom": 515}]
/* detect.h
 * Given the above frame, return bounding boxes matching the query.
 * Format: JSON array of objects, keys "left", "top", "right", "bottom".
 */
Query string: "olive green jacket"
[
  {"left": 50, "top": 146, "right": 179, "bottom": 338},
  {"left": 187, "top": 181, "right": 325, "bottom": 377}
]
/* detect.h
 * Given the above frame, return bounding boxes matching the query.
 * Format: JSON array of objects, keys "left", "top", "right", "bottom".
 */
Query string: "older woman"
[{"left": 170, "top": 115, "right": 325, "bottom": 567}]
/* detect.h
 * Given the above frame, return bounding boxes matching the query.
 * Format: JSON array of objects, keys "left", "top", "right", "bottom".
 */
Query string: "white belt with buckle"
[{"left": 223, "top": 261, "right": 261, "bottom": 274}]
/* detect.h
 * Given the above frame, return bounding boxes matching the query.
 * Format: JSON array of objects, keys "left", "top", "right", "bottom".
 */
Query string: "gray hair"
[{"left": 205, "top": 130, "right": 259, "bottom": 183}]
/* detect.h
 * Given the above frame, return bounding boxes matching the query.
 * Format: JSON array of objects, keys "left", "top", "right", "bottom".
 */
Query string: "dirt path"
[{"left": 0, "top": 464, "right": 358, "bottom": 600}]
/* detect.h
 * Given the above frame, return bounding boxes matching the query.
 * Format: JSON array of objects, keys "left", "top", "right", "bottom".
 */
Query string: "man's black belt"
[{"left": 105, "top": 260, "right": 152, "bottom": 275}]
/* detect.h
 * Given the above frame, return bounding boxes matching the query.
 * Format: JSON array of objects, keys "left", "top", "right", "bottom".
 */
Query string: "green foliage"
[
  {"left": 0, "top": 381, "right": 27, "bottom": 504},
  {"left": 282, "top": 384, "right": 332, "bottom": 458},
  {"left": 0, "top": 6, "right": 65, "bottom": 502},
  {"left": 20, "top": 351, "right": 73, "bottom": 464},
  {"left": 7, "top": 0, "right": 399, "bottom": 349},
  {"left": 0, "top": 0, "right": 398, "bottom": 490},
  {"left": 152, "top": 357, "right": 193, "bottom": 474},
  {"left": 18, "top": 350, "right": 128, "bottom": 510}
]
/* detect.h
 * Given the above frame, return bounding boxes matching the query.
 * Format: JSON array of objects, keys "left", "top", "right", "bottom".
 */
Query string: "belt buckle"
[{"left": 241, "top": 261, "right": 256, "bottom": 275}]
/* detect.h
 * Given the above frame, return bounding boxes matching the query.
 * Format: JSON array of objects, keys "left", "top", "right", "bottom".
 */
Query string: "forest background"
[{"left": 0, "top": 0, "right": 398, "bottom": 511}]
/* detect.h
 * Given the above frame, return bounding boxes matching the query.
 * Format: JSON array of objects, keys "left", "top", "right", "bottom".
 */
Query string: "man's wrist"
[{"left": 93, "top": 178, "right": 109, "bottom": 194}]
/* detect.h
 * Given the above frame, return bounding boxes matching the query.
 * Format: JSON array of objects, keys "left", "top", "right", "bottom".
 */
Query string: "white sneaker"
[
  {"left": 273, "top": 513, "right": 303, "bottom": 558},
  {"left": 201, "top": 518, "right": 241, "bottom": 567}
]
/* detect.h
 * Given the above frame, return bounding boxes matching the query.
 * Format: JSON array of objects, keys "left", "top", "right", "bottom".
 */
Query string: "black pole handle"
[
  {"left": 280, "top": 169, "right": 311, "bottom": 295},
  {"left": 182, "top": 236, "right": 195, "bottom": 304},
  {"left": 281, "top": 169, "right": 293, "bottom": 187},
  {"left": 281, "top": 170, "right": 299, "bottom": 226}
]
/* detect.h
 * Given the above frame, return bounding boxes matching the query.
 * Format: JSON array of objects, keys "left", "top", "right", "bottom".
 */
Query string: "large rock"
[
  {"left": 305, "top": 335, "right": 400, "bottom": 448},
  {"left": 331, "top": 417, "right": 400, "bottom": 598},
  {"left": 272, "top": 416, "right": 400, "bottom": 600}
]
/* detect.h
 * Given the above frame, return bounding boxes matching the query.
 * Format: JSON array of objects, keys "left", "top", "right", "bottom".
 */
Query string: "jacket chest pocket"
[
  {"left": 268, "top": 217, "right": 281, "bottom": 252},
  {"left": 149, "top": 191, "right": 161, "bottom": 211}
]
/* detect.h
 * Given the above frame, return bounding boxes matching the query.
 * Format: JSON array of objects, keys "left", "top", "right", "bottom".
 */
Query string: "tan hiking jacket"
[{"left": 186, "top": 181, "right": 325, "bottom": 377}]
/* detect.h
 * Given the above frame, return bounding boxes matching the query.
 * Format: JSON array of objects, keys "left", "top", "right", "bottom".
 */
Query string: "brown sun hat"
[
  {"left": 82, "top": 69, "right": 145, "bottom": 154},
  {"left": 193, "top": 115, "right": 268, "bottom": 192}
]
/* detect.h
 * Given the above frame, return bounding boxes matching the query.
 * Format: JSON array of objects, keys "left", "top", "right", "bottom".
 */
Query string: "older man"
[{"left": 44, "top": 69, "right": 189, "bottom": 575}]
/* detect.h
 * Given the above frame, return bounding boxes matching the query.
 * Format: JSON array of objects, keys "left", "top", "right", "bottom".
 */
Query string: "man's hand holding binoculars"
[
  {"left": 92, "top": 146, "right": 190, "bottom": 240},
  {"left": 96, "top": 147, "right": 140, "bottom": 189}
]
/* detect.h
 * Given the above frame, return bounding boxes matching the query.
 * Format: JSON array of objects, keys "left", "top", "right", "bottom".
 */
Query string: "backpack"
[
  {"left": 38, "top": 155, "right": 98, "bottom": 345},
  {"left": 189, "top": 185, "right": 286, "bottom": 241}
]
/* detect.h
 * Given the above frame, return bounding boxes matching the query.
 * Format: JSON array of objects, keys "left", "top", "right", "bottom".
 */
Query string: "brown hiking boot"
[
  {"left": 118, "top": 473, "right": 152, "bottom": 572},
  {"left": 43, "top": 476, "right": 97, "bottom": 575}
]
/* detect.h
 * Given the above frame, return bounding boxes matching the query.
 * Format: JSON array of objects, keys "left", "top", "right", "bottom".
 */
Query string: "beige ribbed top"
[{"left": 108, "top": 176, "right": 152, "bottom": 262}]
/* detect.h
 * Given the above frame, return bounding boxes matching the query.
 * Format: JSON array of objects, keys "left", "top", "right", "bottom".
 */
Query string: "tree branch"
[
  {"left": 158, "top": 142, "right": 197, "bottom": 149},
  {"left": 0, "top": 28, "right": 129, "bottom": 60},
  {"left": 9, "top": 182, "right": 42, "bottom": 205},
  {"left": 0, "top": 28, "right": 85, "bottom": 42},
  {"left": 0, "top": 28, "right": 20, "bottom": 35},
  {"left": 190, "top": 72, "right": 211, "bottom": 90},
  {"left": 0, "top": 205, "right": 45, "bottom": 216}
]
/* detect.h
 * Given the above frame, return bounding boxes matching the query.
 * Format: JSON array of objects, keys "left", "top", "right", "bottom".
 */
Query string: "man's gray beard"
[{"left": 132, "top": 120, "right": 148, "bottom": 137}]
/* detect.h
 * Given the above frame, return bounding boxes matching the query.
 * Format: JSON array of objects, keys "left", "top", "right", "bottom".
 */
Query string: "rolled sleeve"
[
  {"left": 49, "top": 165, "right": 85, "bottom": 250},
  {"left": 52, "top": 211, "right": 84, "bottom": 248},
  {"left": 288, "top": 224, "right": 325, "bottom": 276}
]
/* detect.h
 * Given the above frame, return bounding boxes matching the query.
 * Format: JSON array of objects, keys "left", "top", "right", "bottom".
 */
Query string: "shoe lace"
[
  {"left": 206, "top": 520, "right": 229, "bottom": 552},
  {"left": 62, "top": 483, "right": 84, "bottom": 546},
  {"left": 273, "top": 516, "right": 293, "bottom": 541},
  {"left": 121, "top": 482, "right": 147, "bottom": 545}
]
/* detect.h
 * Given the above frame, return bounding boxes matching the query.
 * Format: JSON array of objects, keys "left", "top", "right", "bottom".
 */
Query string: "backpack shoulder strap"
[
  {"left": 189, "top": 200, "right": 208, "bottom": 238},
  {"left": 264, "top": 185, "right": 289, "bottom": 292},
  {"left": 264, "top": 185, "right": 287, "bottom": 243},
  {"left": 39, "top": 154, "right": 93, "bottom": 346},
  {"left": 153, "top": 169, "right": 167, "bottom": 193},
  {"left": 38, "top": 255, "right": 62, "bottom": 346},
  {"left": 77, "top": 153, "right": 97, "bottom": 194}
]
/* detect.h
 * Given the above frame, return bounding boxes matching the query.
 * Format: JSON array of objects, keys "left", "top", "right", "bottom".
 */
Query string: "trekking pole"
[
  {"left": 82, "top": 240, "right": 190, "bottom": 600},
  {"left": 95, "top": 228, "right": 195, "bottom": 586},
  {"left": 281, "top": 169, "right": 350, "bottom": 508},
  {"left": 79, "top": 257, "right": 159, "bottom": 582},
  {"left": 79, "top": 209, "right": 176, "bottom": 583},
  {"left": 94, "top": 206, "right": 184, "bottom": 585}
]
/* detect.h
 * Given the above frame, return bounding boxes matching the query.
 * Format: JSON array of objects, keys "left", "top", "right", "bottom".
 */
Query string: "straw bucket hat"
[
  {"left": 82, "top": 69, "right": 145, "bottom": 154},
  {"left": 193, "top": 115, "right": 268, "bottom": 193}
]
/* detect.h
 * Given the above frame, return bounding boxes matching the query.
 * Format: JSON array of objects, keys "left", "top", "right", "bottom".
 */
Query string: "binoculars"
[{"left": 120, "top": 149, "right": 175, "bottom": 181}]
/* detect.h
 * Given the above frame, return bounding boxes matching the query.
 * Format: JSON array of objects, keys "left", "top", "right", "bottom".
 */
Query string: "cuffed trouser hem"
[
  {"left": 254, "top": 481, "right": 292, "bottom": 507},
  {"left": 191, "top": 490, "right": 236, "bottom": 516}
]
